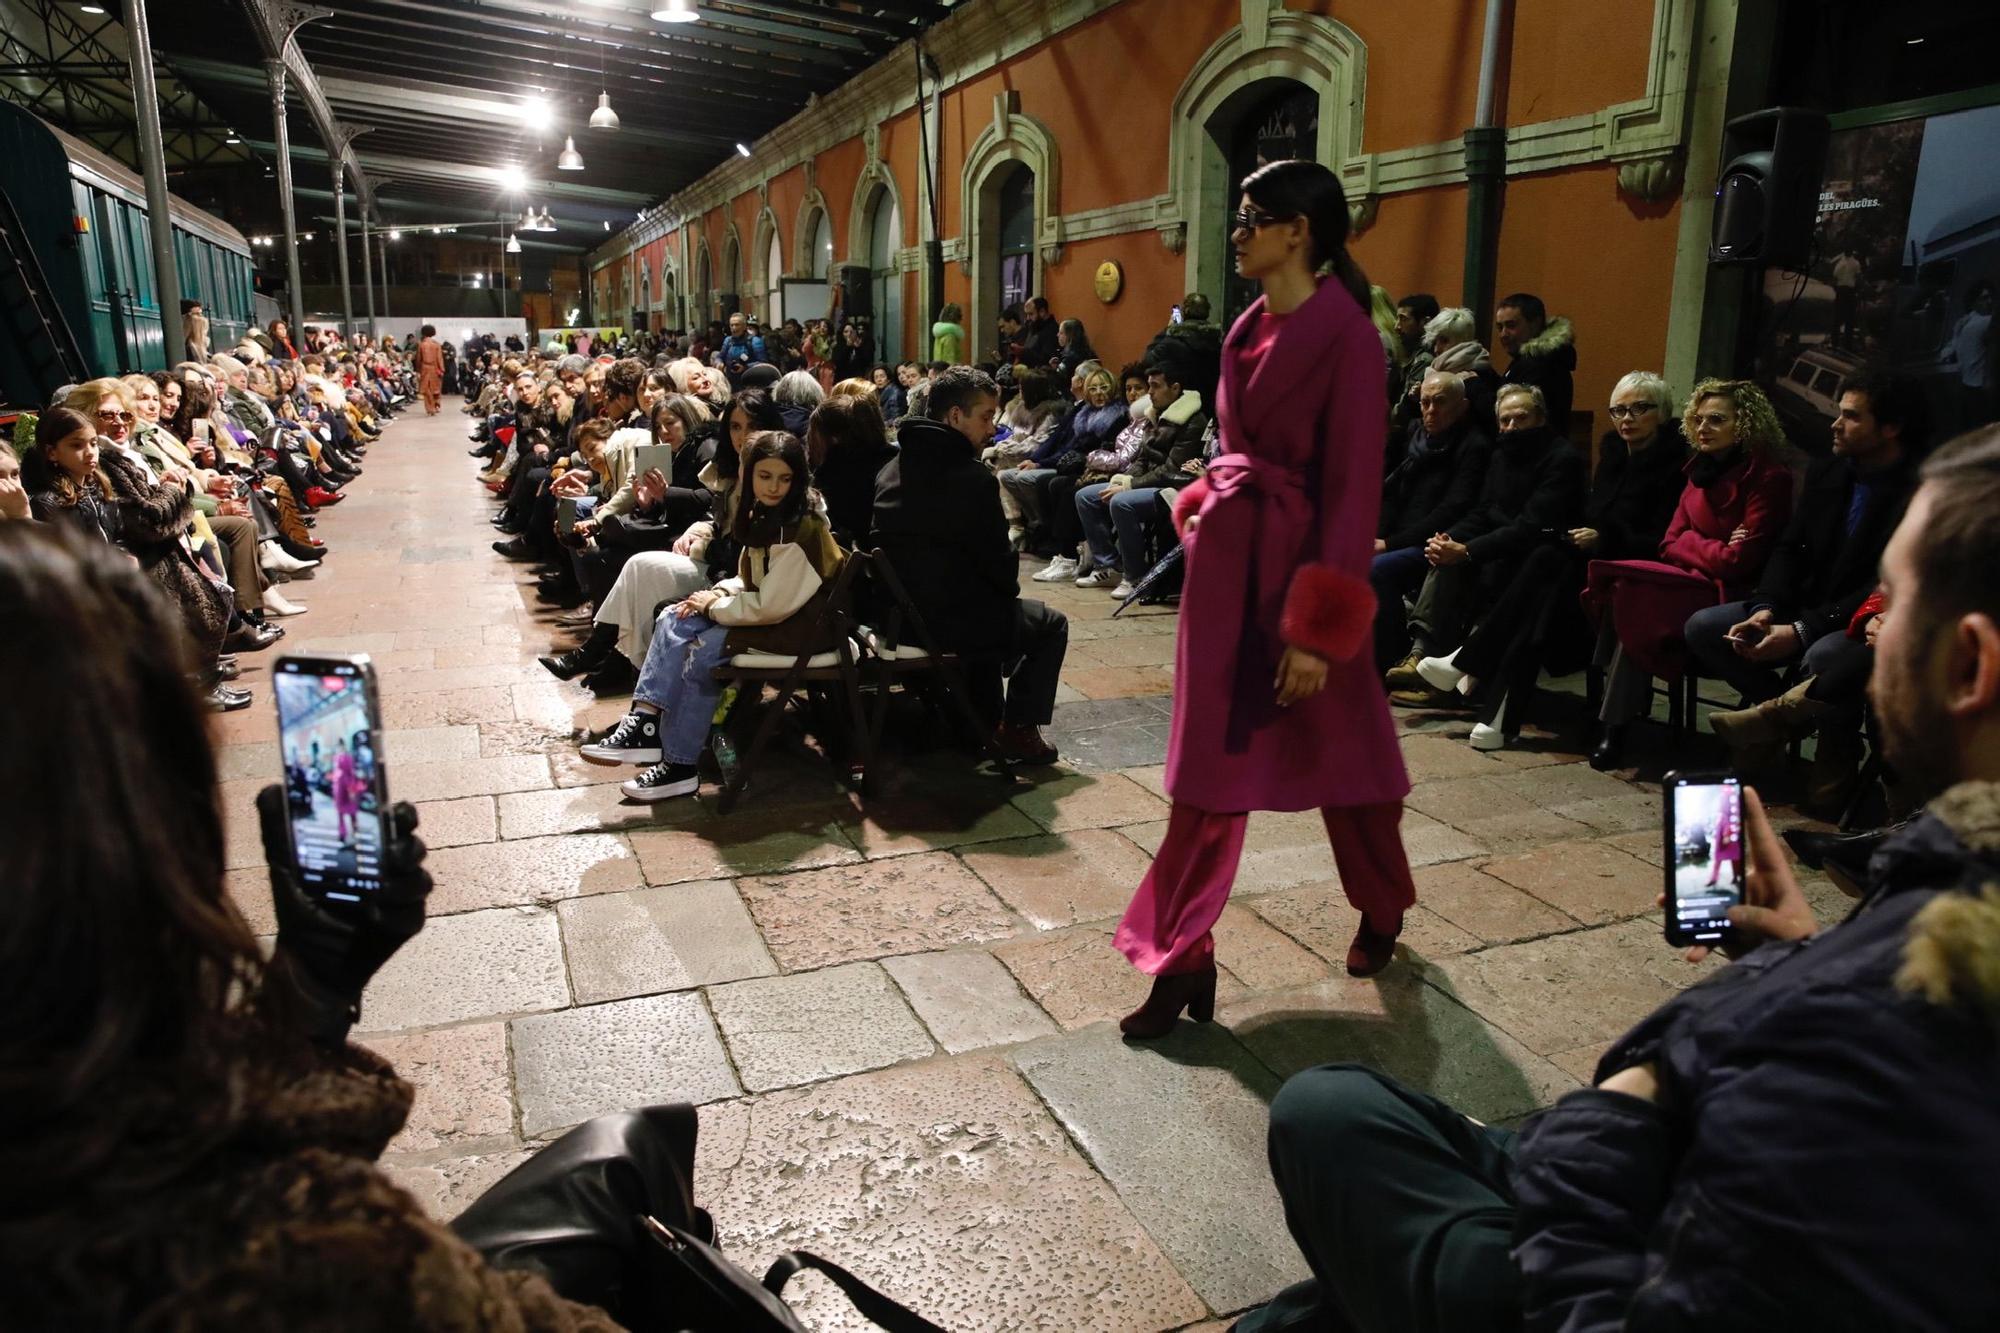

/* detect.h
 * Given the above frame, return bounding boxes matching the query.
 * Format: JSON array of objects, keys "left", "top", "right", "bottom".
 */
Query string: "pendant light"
[
  {"left": 589, "top": 90, "right": 619, "bottom": 130},
  {"left": 521, "top": 205, "right": 539, "bottom": 231},
  {"left": 558, "top": 134, "right": 585, "bottom": 170},
  {"left": 506, "top": 233, "right": 523, "bottom": 254},
  {"left": 651, "top": 0, "right": 699, "bottom": 23},
  {"left": 535, "top": 207, "right": 559, "bottom": 232}
]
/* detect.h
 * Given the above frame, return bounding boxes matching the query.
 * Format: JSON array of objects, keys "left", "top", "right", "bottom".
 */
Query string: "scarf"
[{"left": 1689, "top": 445, "right": 1745, "bottom": 489}]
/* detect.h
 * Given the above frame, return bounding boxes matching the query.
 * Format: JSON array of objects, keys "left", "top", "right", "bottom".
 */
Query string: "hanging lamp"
[
  {"left": 651, "top": 0, "right": 699, "bottom": 23},
  {"left": 506, "top": 233, "right": 523, "bottom": 254},
  {"left": 589, "top": 91, "right": 620, "bottom": 130},
  {"left": 558, "top": 135, "right": 585, "bottom": 170}
]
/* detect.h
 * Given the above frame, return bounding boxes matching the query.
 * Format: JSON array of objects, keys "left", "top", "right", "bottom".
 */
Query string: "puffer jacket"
[
  {"left": 1125, "top": 390, "right": 1211, "bottom": 491},
  {"left": 1513, "top": 781, "right": 2000, "bottom": 1331}
]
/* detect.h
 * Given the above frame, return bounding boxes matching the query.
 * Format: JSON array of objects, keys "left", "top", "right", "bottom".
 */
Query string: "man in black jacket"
[
  {"left": 1688, "top": 375, "right": 1925, "bottom": 804},
  {"left": 1232, "top": 423, "right": 2000, "bottom": 1333},
  {"left": 1495, "top": 292, "right": 1575, "bottom": 432},
  {"left": 1372, "top": 370, "right": 1495, "bottom": 672},
  {"left": 1387, "top": 383, "right": 1583, "bottom": 698},
  {"left": 873, "top": 366, "right": 1068, "bottom": 765}
]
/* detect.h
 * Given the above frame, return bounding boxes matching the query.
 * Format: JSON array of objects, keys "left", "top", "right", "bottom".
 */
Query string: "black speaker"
[
  {"left": 838, "top": 264, "right": 873, "bottom": 323},
  {"left": 1709, "top": 107, "right": 1830, "bottom": 269}
]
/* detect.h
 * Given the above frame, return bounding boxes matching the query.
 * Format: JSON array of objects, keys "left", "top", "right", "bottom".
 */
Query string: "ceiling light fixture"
[
  {"left": 506, "top": 233, "right": 523, "bottom": 254},
  {"left": 603, "top": 220, "right": 611, "bottom": 231},
  {"left": 538, "top": 207, "right": 560, "bottom": 231},
  {"left": 735, "top": 142, "right": 751, "bottom": 157},
  {"left": 79, "top": 3, "right": 104, "bottom": 12},
  {"left": 651, "top": 0, "right": 700, "bottom": 23},
  {"left": 589, "top": 90, "right": 620, "bottom": 130},
  {"left": 521, "top": 96, "right": 554, "bottom": 132},
  {"left": 557, "top": 135, "right": 585, "bottom": 170},
  {"left": 498, "top": 164, "right": 527, "bottom": 193},
  {"left": 387, "top": 229, "right": 401, "bottom": 240}
]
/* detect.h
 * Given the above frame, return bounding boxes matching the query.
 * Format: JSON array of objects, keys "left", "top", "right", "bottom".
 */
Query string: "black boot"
[
  {"left": 539, "top": 624, "right": 616, "bottom": 681},
  {"left": 583, "top": 655, "right": 636, "bottom": 697},
  {"left": 1589, "top": 724, "right": 1626, "bottom": 772}
]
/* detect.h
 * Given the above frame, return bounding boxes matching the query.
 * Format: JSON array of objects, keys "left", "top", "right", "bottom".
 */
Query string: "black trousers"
[
  {"left": 1238, "top": 1065, "right": 1522, "bottom": 1333},
  {"left": 1046, "top": 475, "right": 1087, "bottom": 551},
  {"left": 960, "top": 599, "right": 1068, "bottom": 728},
  {"left": 1454, "top": 543, "right": 1587, "bottom": 732}
]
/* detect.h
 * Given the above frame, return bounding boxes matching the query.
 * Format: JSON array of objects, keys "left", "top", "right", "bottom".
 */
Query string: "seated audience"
[
  {"left": 1383, "top": 383, "right": 1585, "bottom": 701},
  {"left": 1233, "top": 423, "right": 2000, "bottom": 1333},
  {"left": 1416, "top": 371, "right": 1690, "bottom": 749},
  {"left": 1413, "top": 305, "right": 1500, "bottom": 436},
  {"left": 580, "top": 432, "right": 844, "bottom": 801},
  {"left": 0, "top": 441, "right": 26, "bottom": 521},
  {"left": 772, "top": 369, "right": 825, "bottom": 436},
  {"left": 1073, "top": 352, "right": 1209, "bottom": 597},
  {"left": 1685, "top": 373, "right": 1927, "bottom": 808},
  {"left": 1371, "top": 369, "right": 1495, "bottom": 672},
  {"left": 806, "top": 393, "right": 898, "bottom": 550},
  {"left": 1584, "top": 378, "right": 1793, "bottom": 768},
  {"left": 1494, "top": 291, "right": 1577, "bottom": 432},
  {"left": 874, "top": 367, "right": 1068, "bottom": 765},
  {"left": 1026, "top": 362, "right": 1147, "bottom": 582},
  {"left": 999, "top": 362, "right": 1120, "bottom": 555}
]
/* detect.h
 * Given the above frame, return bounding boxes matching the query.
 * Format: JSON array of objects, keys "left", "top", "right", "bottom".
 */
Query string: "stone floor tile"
[
  {"left": 1398, "top": 732, "right": 1510, "bottom": 781},
  {"left": 1547, "top": 1041, "right": 1612, "bottom": 1085},
  {"left": 362, "top": 1023, "right": 515, "bottom": 1154},
  {"left": 497, "top": 783, "right": 663, "bottom": 839},
  {"left": 1400, "top": 808, "right": 1489, "bottom": 866},
  {"left": 378, "top": 724, "right": 484, "bottom": 763},
  {"left": 1062, "top": 665, "right": 1177, "bottom": 700},
  {"left": 510, "top": 992, "right": 740, "bottom": 1135},
  {"left": 1212, "top": 903, "right": 1332, "bottom": 989},
  {"left": 425, "top": 832, "right": 642, "bottom": 916},
  {"left": 385, "top": 753, "right": 553, "bottom": 803},
  {"left": 379, "top": 685, "right": 515, "bottom": 730},
  {"left": 841, "top": 790, "right": 1043, "bottom": 859},
  {"left": 883, "top": 950, "right": 1060, "bottom": 1052},
  {"left": 1425, "top": 919, "right": 1717, "bottom": 1055},
  {"left": 1558, "top": 791, "right": 1669, "bottom": 834},
  {"left": 1248, "top": 881, "right": 1480, "bottom": 966},
  {"left": 1120, "top": 763, "right": 1169, "bottom": 799},
  {"left": 958, "top": 830, "right": 1156, "bottom": 929},
  {"left": 735, "top": 851, "right": 1019, "bottom": 970},
  {"left": 558, "top": 881, "right": 778, "bottom": 1003},
  {"left": 708, "top": 962, "right": 936, "bottom": 1092},
  {"left": 627, "top": 805, "right": 863, "bottom": 883},
  {"left": 1602, "top": 828, "right": 1666, "bottom": 867},
  {"left": 1404, "top": 776, "right": 1546, "bottom": 827},
  {"left": 1491, "top": 762, "right": 1647, "bottom": 814},
  {"left": 384, "top": 1147, "right": 537, "bottom": 1222},
  {"left": 697, "top": 1055, "right": 1206, "bottom": 1332},
  {"left": 1405, "top": 861, "right": 1579, "bottom": 944},
  {"left": 1014, "top": 1024, "right": 1306, "bottom": 1314},
  {"left": 411, "top": 795, "right": 499, "bottom": 849},
  {"left": 990, "top": 923, "right": 1246, "bottom": 1031},
  {"left": 207, "top": 701, "right": 278, "bottom": 747},
  {"left": 1007, "top": 770, "right": 1172, "bottom": 833},
  {"left": 1081, "top": 633, "right": 1180, "bottom": 668},
  {"left": 1220, "top": 971, "right": 1580, "bottom": 1122},
  {"left": 1449, "top": 808, "right": 1599, "bottom": 855},
  {"left": 1478, "top": 839, "right": 1658, "bottom": 925},
  {"left": 224, "top": 866, "right": 277, "bottom": 936},
  {"left": 360, "top": 906, "right": 570, "bottom": 1031}
]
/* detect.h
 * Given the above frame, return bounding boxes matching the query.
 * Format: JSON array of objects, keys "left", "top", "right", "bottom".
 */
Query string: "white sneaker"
[
  {"left": 1416, "top": 649, "right": 1467, "bottom": 695},
  {"left": 1111, "top": 579, "right": 1138, "bottom": 599},
  {"left": 1075, "top": 565, "right": 1120, "bottom": 589},
  {"left": 1032, "top": 555, "right": 1079, "bottom": 582},
  {"left": 262, "top": 588, "right": 308, "bottom": 617},
  {"left": 1468, "top": 722, "right": 1507, "bottom": 751}
]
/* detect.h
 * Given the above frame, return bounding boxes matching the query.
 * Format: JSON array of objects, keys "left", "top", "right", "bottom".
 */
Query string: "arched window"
[
  {"left": 809, "top": 209, "right": 833, "bottom": 280},
  {"left": 765, "top": 229, "right": 784, "bottom": 323},
  {"left": 722, "top": 234, "right": 741, "bottom": 309},
  {"left": 696, "top": 246, "right": 712, "bottom": 324},
  {"left": 995, "top": 164, "right": 1036, "bottom": 322},
  {"left": 1218, "top": 82, "right": 1319, "bottom": 327},
  {"left": 867, "top": 190, "right": 902, "bottom": 366}
]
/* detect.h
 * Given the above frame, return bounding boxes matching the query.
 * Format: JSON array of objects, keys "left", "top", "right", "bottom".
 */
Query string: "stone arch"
[
  {"left": 844, "top": 158, "right": 905, "bottom": 268},
  {"left": 959, "top": 95, "right": 1062, "bottom": 360},
  {"left": 637, "top": 258, "right": 651, "bottom": 324},
  {"left": 1166, "top": 5, "right": 1369, "bottom": 303},
  {"left": 692, "top": 234, "right": 713, "bottom": 325},
  {"left": 721, "top": 221, "right": 743, "bottom": 308},
  {"left": 794, "top": 186, "right": 834, "bottom": 279},
  {"left": 752, "top": 205, "right": 783, "bottom": 319}
]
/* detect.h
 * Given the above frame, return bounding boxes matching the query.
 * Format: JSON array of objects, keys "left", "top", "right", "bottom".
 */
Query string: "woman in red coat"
[
  {"left": 1114, "top": 161, "right": 1415, "bottom": 1038},
  {"left": 1582, "top": 378, "right": 1792, "bottom": 768}
]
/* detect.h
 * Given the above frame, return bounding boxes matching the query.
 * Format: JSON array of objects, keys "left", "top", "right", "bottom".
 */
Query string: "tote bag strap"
[{"left": 762, "top": 1250, "right": 948, "bottom": 1333}]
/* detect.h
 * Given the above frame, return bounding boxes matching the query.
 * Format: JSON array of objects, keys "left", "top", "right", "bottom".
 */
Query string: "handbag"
[{"left": 452, "top": 1103, "right": 946, "bottom": 1332}]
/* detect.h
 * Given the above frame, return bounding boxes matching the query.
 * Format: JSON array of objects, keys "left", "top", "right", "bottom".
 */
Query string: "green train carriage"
[{"left": 1, "top": 101, "right": 257, "bottom": 406}]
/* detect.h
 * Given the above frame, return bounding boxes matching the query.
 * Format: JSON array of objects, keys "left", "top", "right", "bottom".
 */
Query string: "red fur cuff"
[
  {"left": 1280, "top": 564, "right": 1377, "bottom": 664},
  {"left": 1171, "top": 475, "right": 1211, "bottom": 536}
]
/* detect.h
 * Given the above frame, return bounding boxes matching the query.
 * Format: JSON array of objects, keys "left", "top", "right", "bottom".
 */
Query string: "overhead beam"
[
  {"left": 355, "top": 0, "right": 871, "bottom": 59},
  {"left": 232, "top": 0, "right": 376, "bottom": 218},
  {"left": 241, "top": 137, "right": 656, "bottom": 206}
]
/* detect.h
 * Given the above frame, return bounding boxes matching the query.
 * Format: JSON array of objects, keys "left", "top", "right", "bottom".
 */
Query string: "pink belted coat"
[{"left": 1164, "top": 280, "right": 1409, "bottom": 813}]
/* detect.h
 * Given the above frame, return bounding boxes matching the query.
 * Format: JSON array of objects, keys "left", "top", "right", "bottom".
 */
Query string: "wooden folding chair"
[
  {"left": 850, "top": 548, "right": 1017, "bottom": 791},
  {"left": 707, "top": 555, "right": 870, "bottom": 814}
]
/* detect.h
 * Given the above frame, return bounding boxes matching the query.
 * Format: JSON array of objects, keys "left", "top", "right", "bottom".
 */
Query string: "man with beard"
[{"left": 1230, "top": 424, "right": 2000, "bottom": 1333}]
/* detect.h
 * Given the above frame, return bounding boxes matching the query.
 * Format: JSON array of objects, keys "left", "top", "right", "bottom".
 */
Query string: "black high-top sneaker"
[
  {"left": 580, "top": 710, "right": 662, "bottom": 765},
  {"left": 621, "top": 760, "right": 700, "bottom": 802}
]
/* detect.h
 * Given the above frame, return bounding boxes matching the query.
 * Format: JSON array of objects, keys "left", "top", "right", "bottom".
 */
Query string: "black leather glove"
[{"left": 255, "top": 784, "right": 432, "bottom": 1046}]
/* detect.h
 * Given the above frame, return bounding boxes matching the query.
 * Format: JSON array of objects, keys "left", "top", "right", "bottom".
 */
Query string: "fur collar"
[
  {"left": 1896, "top": 781, "right": 2000, "bottom": 1013},
  {"left": 1158, "top": 389, "right": 1204, "bottom": 427},
  {"left": 1516, "top": 315, "right": 1575, "bottom": 359}
]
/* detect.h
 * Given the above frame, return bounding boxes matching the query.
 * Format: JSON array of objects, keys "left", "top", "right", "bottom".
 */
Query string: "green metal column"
[{"left": 1461, "top": 126, "right": 1507, "bottom": 333}]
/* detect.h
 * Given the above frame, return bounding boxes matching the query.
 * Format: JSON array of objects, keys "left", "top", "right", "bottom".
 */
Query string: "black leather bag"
[{"left": 450, "top": 1103, "right": 945, "bottom": 1332}]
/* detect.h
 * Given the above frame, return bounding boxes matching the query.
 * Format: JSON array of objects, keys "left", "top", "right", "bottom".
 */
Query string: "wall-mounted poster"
[{"left": 1757, "top": 101, "right": 2000, "bottom": 451}]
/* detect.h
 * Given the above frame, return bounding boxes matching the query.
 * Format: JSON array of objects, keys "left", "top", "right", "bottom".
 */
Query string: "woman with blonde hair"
[{"left": 1581, "top": 377, "right": 1794, "bottom": 768}]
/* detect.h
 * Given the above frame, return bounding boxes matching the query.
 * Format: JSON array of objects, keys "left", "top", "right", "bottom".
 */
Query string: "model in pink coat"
[
  {"left": 1114, "top": 161, "right": 1416, "bottom": 1040},
  {"left": 331, "top": 740, "right": 361, "bottom": 846}
]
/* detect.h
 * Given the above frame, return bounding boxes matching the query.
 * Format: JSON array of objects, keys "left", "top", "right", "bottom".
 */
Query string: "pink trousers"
[{"left": 1114, "top": 800, "right": 1418, "bottom": 976}]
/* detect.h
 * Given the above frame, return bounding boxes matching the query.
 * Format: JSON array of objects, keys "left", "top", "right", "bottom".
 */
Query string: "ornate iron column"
[
  {"left": 267, "top": 58, "right": 308, "bottom": 338},
  {"left": 123, "top": 0, "right": 183, "bottom": 363}
]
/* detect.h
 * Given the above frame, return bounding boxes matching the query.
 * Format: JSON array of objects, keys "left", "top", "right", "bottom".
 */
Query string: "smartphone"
[
  {"left": 1169, "top": 304, "right": 1183, "bottom": 325},
  {"left": 272, "top": 655, "right": 390, "bottom": 906},
  {"left": 1663, "top": 770, "right": 1745, "bottom": 946},
  {"left": 557, "top": 496, "right": 580, "bottom": 535}
]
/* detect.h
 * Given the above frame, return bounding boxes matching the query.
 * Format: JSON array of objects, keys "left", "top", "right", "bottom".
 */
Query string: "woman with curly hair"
[{"left": 1581, "top": 377, "right": 1794, "bottom": 768}]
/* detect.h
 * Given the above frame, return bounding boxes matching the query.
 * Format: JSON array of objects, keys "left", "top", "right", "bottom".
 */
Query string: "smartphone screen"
[
  {"left": 1664, "top": 771, "right": 1744, "bottom": 945},
  {"left": 1169, "top": 305, "right": 1183, "bottom": 325},
  {"left": 272, "top": 656, "right": 389, "bottom": 904}
]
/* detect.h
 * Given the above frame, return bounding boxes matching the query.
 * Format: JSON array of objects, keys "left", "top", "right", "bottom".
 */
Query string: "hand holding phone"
[{"left": 1662, "top": 776, "right": 1817, "bottom": 960}]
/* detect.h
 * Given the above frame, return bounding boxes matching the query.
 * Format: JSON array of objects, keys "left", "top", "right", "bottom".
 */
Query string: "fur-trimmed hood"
[
  {"left": 1897, "top": 780, "right": 2000, "bottom": 1014},
  {"left": 1514, "top": 315, "right": 1575, "bottom": 360}
]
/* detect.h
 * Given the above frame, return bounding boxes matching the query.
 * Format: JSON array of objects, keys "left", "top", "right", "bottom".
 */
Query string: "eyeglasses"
[
  {"left": 1606, "top": 404, "right": 1657, "bottom": 420},
  {"left": 1691, "top": 412, "right": 1735, "bottom": 430},
  {"left": 1231, "top": 208, "right": 1292, "bottom": 233},
  {"left": 95, "top": 410, "right": 135, "bottom": 423}
]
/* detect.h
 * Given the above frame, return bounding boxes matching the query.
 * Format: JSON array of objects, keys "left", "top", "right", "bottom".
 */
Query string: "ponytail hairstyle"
[
  {"left": 731, "top": 430, "right": 812, "bottom": 547},
  {"left": 1239, "top": 159, "right": 1371, "bottom": 309}
]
